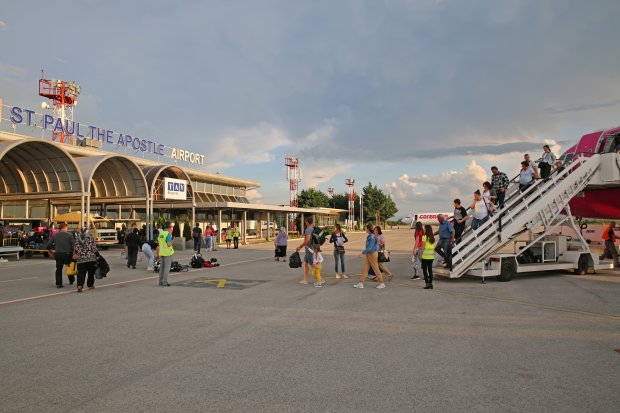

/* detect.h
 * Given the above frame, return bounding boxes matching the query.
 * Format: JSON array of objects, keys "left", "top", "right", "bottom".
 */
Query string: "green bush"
[
  {"left": 172, "top": 219, "right": 181, "bottom": 237},
  {"left": 183, "top": 219, "right": 191, "bottom": 240}
]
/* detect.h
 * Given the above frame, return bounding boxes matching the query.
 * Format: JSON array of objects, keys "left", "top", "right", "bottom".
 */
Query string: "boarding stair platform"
[{"left": 435, "top": 153, "right": 604, "bottom": 278}]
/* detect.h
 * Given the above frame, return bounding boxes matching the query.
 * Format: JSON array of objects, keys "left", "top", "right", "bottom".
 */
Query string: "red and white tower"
[
  {"left": 345, "top": 178, "right": 355, "bottom": 230},
  {"left": 285, "top": 156, "right": 301, "bottom": 232},
  {"left": 39, "top": 70, "right": 81, "bottom": 144}
]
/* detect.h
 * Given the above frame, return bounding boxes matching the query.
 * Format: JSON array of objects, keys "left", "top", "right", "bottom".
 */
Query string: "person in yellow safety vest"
[
  {"left": 157, "top": 222, "right": 175, "bottom": 287},
  {"left": 225, "top": 227, "right": 233, "bottom": 249},
  {"left": 233, "top": 223, "right": 241, "bottom": 249},
  {"left": 601, "top": 221, "right": 619, "bottom": 267},
  {"left": 421, "top": 224, "right": 437, "bottom": 290}
]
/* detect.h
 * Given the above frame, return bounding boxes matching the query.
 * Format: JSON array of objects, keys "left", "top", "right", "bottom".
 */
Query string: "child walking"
[{"left": 311, "top": 244, "right": 324, "bottom": 288}]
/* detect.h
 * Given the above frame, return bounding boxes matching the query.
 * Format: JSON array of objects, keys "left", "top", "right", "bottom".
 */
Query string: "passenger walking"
[
  {"left": 482, "top": 181, "right": 497, "bottom": 205},
  {"left": 142, "top": 239, "right": 158, "bottom": 271},
  {"left": 411, "top": 221, "right": 423, "bottom": 280},
  {"left": 519, "top": 160, "right": 538, "bottom": 192},
  {"left": 73, "top": 230, "right": 99, "bottom": 292},
  {"left": 233, "top": 223, "right": 241, "bottom": 249},
  {"left": 523, "top": 153, "right": 539, "bottom": 177},
  {"left": 434, "top": 214, "right": 455, "bottom": 270},
  {"left": 421, "top": 225, "right": 436, "bottom": 289},
  {"left": 329, "top": 223, "right": 348, "bottom": 279},
  {"left": 311, "top": 244, "right": 324, "bottom": 288},
  {"left": 274, "top": 227, "right": 288, "bottom": 261},
  {"left": 490, "top": 166, "right": 509, "bottom": 209},
  {"left": 601, "top": 221, "right": 620, "bottom": 266},
  {"left": 225, "top": 227, "right": 232, "bottom": 249},
  {"left": 192, "top": 223, "right": 203, "bottom": 254},
  {"left": 539, "top": 144, "right": 556, "bottom": 180},
  {"left": 452, "top": 199, "right": 468, "bottom": 243},
  {"left": 204, "top": 225, "right": 213, "bottom": 251},
  {"left": 470, "top": 190, "right": 493, "bottom": 230},
  {"left": 375, "top": 226, "right": 393, "bottom": 281},
  {"left": 157, "top": 222, "right": 175, "bottom": 287},
  {"left": 210, "top": 225, "right": 218, "bottom": 251},
  {"left": 354, "top": 224, "right": 386, "bottom": 289},
  {"left": 295, "top": 216, "right": 317, "bottom": 285},
  {"left": 45, "top": 222, "right": 75, "bottom": 288},
  {"left": 124, "top": 228, "right": 141, "bottom": 269}
]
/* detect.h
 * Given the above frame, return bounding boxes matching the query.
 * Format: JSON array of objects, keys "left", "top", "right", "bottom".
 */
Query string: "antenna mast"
[
  {"left": 285, "top": 156, "right": 301, "bottom": 232},
  {"left": 39, "top": 69, "right": 81, "bottom": 144}
]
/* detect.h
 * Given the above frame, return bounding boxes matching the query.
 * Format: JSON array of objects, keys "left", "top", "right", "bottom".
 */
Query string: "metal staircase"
[{"left": 439, "top": 154, "right": 602, "bottom": 278}]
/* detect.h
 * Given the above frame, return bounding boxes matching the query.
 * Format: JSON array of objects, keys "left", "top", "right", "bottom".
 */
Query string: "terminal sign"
[
  {"left": 6, "top": 103, "right": 205, "bottom": 166},
  {"left": 164, "top": 177, "right": 187, "bottom": 200}
]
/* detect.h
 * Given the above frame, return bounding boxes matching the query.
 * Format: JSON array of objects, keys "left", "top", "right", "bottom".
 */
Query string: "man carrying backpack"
[{"left": 295, "top": 216, "right": 316, "bottom": 285}]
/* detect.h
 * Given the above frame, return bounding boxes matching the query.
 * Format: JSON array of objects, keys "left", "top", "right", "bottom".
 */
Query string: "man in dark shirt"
[
  {"left": 192, "top": 224, "right": 203, "bottom": 254},
  {"left": 453, "top": 199, "right": 468, "bottom": 243},
  {"left": 45, "top": 223, "right": 75, "bottom": 288}
]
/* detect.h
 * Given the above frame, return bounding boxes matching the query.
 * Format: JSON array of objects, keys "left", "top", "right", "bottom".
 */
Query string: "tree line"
[{"left": 297, "top": 182, "right": 398, "bottom": 225}]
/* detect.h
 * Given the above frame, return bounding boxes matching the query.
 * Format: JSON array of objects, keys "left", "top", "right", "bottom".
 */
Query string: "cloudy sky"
[{"left": 1, "top": 0, "right": 619, "bottom": 216}]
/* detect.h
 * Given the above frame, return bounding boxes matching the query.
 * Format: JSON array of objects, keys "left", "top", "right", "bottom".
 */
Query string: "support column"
[
  {"left": 285, "top": 213, "right": 289, "bottom": 235},
  {"left": 146, "top": 197, "right": 151, "bottom": 240},
  {"left": 266, "top": 212, "right": 271, "bottom": 241},
  {"left": 242, "top": 210, "right": 247, "bottom": 245},
  {"left": 218, "top": 209, "right": 222, "bottom": 247},
  {"left": 86, "top": 195, "right": 91, "bottom": 231},
  {"left": 258, "top": 214, "right": 263, "bottom": 240},
  {"left": 80, "top": 193, "right": 85, "bottom": 230}
]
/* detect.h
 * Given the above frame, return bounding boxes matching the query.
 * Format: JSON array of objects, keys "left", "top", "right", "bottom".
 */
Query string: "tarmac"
[{"left": 0, "top": 228, "right": 619, "bottom": 412}]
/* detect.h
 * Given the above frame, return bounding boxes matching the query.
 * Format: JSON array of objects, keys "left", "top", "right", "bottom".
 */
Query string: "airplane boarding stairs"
[{"left": 435, "top": 153, "right": 603, "bottom": 279}]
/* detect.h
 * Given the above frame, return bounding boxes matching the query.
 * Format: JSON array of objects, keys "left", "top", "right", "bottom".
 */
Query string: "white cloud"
[
  {"left": 207, "top": 123, "right": 290, "bottom": 170},
  {"left": 387, "top": 160, "right": 488, "bottom": 211},
  {"left": 0, "top": 21, "right": 6, "bottom": 28},
  {"left": 246, "top": 189, "right": 263, "bottom": 202}
]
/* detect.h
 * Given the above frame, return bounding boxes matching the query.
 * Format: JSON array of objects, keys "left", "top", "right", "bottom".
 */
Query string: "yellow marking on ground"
[{"left": 217, "top": 279, "right": 227, "bottom": 288}]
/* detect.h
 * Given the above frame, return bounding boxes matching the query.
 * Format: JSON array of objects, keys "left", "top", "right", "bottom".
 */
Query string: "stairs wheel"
[
  {"left": 577, "top": 254, "right": 589, "bottom": 275},
  {"left": 497, "top": 259, "right": 516, "bottom": 282}
]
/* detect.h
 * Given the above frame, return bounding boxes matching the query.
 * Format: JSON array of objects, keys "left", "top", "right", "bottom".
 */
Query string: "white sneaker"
[
  {"left": 376, "top": 283, "right": 386, "bottom": 289},
  {"left": 299, "top": 280, "right": 308, "bottom": 285},
  {"left": 353, "top": 283, "right": 364, "bottom": 289},
  {"left": 335, "top": 274, "right": 342, "bottom": 279},
  {"left": 342, "top": 274, "right": 349, "bottom": 279},
  {"left": 313, "top": 282, "right": 322, "bottom": 288}
]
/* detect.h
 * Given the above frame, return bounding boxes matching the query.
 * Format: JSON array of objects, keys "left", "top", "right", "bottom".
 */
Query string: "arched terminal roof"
[
  {"left": 143, "top": 165, "right": 194, "bottom": 202},
  {"left": 74, "top": 155, "right": 147, "bottom": 200},
  {"left": 0, "top": 139, "right": 83, "bottom": 195}
]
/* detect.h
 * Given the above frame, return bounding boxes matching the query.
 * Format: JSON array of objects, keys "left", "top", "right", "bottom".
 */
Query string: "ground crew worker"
[
  {"left": 233, "top": 223, "right": 241, "bottom": 249},
  {"left": 157, "top": 222, "right": 175, "bottom": 287},
  {"left": 225, "top": 227, "right": 233, "bottom": 249},
  {"left": 602, "top": 221, "right": 619, "bottom": 267}
]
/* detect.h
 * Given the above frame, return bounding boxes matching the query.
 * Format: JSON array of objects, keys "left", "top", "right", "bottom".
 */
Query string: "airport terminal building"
[{"left": 0, "top": 99, "right": 340, "bottom": 244}]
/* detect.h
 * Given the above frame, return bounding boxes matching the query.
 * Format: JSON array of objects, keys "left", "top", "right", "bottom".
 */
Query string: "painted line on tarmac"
[
  {"left": 0, "top": 256, "right": 272, "bottom": 307},
  {"left": 390, "top": 281, "right": 620, "bottom": 321},
  {"left": 0, "top": 277, "right": 40, "bottom": 283}
]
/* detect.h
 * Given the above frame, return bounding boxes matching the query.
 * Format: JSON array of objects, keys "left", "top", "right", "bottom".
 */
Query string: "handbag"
[
  {"left": 336, "top": 245, "right": 345, "bottom": 254},
  {"left": 378, "top": 250, "right": 390, "bottom": 262},
  {"left": 66, "top": 260, "right": 78, "bottom": 276}
]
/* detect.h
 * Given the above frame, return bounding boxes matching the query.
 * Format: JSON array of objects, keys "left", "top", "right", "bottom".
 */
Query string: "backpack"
[
  {"left": 311, "top": 226, "right": 326, "bottom": 246},
  {"left": 170, "top": 261, "right": 189, "bottom": 272},
  {"left": 288, "top": 251, "right": 302, "bottom": 268},
  {"left": 190, "top": 253, "right": 205, "bottom": 268}
]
